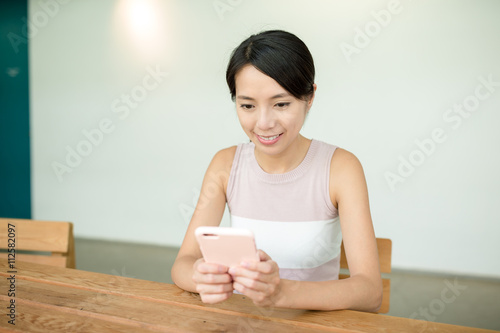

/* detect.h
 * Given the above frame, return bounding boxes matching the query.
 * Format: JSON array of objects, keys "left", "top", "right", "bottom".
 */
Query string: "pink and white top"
[{"left": 227, "top": 139, "right": 342, "bottom": 281}]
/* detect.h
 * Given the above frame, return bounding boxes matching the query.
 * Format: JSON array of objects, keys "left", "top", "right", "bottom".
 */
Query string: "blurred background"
[{"left": 1, "top": 0, "right": 499, "bottom": 330}]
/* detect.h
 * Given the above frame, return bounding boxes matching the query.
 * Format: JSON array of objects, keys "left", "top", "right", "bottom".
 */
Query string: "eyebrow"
[{"left": 236, "top": 93, "right": 291, "bottom": 100}]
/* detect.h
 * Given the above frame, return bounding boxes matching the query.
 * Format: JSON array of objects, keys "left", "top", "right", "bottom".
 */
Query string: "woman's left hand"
[{"left": 228, "top": 250, "right": 282, "bottom": 307}]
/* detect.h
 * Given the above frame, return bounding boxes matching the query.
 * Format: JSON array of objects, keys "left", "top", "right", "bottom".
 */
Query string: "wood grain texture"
[
  {"left": 0, "top": 218, "right": 75, "bottom": 268},
  {"left": 0, "top": 260, "right": 495, "bottom": 333},
  {"left": 0, "top": 303, "right": 157, "bottom": 333},
  {"left": 9, "top": 254, "right": 68, "bottom": 268}
]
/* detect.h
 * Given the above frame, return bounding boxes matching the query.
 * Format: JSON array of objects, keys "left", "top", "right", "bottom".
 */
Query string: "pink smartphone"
[{"left": 195, "top": 226, "right": 259, "bottom": 268}]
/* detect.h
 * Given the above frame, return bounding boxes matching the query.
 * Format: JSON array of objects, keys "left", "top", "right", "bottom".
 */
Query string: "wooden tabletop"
[{"left": 0, "top": 259, "right": 494, "bottom": 332}]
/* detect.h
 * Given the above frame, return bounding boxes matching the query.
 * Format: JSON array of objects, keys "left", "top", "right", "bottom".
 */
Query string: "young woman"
[{"left": 171, "top": 30, "right": 382, "bottom": 312}]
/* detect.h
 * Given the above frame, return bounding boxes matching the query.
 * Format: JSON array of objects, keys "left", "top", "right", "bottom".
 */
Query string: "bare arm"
[
  {"left": 171, "top": 147, "right": 236, "bottom": 302},
  {"left": 331, "top": 149, "right": 383, "bottom": 311}
]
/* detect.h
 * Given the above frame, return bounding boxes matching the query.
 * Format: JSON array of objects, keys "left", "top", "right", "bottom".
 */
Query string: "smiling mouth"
[{"left": 257, "top": 133, "right": 282, "bottom": 141}]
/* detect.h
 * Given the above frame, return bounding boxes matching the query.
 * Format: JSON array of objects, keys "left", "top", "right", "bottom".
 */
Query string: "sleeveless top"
[{"left": 226, "top": 139, "right": 342, "bottom": 281}]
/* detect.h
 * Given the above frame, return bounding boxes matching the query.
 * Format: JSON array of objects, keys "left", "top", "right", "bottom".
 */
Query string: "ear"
[{"left": 306, "top": 83, "right": 317, "bottom": 112}]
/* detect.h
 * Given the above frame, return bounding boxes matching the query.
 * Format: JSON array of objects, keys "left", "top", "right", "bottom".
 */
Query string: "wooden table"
[{"left": 0, "top": 260, "right": 495, "bottom": 332}]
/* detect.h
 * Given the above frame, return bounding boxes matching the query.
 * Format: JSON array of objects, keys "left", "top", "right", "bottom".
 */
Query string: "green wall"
[{"left": 0, "top": 0, "right": 31, "bottom": 218}]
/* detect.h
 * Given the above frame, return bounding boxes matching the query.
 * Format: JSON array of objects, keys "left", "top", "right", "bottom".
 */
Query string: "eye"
[
  {"left": 275, "top": 102, "right": 290, "bottom": 109},
  {"left": 239, "top": 104, "right": 254, "bottom": 110}
]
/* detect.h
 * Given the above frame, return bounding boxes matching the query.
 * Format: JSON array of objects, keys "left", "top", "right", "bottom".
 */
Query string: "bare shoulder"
[
  {"left": 211, "top": 146, "right": 237, "bottom": 172},
  {"left": 214, "top": 145, "right": 237, "bottom": 164},
  {"left": 209, "top": 146, "right": 237, "bottom": 193},
  {"left": 329, "top": 148, "right": 367, "bottom": 207},
  {"left": 331, "top": 148, "right": 363, "bottom": 170}
]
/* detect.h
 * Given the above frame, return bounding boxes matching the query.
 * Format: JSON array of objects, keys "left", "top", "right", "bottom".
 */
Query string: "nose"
[{"left": 256, "top": 107, "right": 276, "bottom": 131}]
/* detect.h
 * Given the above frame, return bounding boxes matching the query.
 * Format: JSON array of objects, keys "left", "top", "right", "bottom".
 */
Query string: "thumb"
[{"left": 257, "top": 249, "right": 272, "bottom": 261}]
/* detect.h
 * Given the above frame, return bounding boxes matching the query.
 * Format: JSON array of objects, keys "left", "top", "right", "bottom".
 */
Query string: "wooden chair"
[
  {"left": 0, "top": 218, "right": 75, "bottom": 268},
  {"left": 339, "top": 238, "right": 392, "bottom": 313}
]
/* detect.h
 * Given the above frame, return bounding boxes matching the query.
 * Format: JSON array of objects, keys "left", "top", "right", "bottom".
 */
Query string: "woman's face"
[{"left": 234, "top": 65, "right": 314, "bottom": 156}]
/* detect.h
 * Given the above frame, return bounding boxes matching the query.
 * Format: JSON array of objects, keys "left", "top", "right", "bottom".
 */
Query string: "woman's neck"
[{"left": 253, "top": 135, "right": 312, "bottom": 174}]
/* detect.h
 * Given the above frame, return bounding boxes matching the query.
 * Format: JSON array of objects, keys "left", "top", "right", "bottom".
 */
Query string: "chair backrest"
[
  {"left": 0, "top": 218, "right": 75, "bottom": 268},
  {"left": 339, "top": 238, "right": 392, "bottom": 313}
]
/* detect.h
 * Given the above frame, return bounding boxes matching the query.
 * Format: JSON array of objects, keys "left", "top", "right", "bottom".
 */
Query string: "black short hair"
[{"left": 226, "top": 30, "right": 315, "bottom": 101}]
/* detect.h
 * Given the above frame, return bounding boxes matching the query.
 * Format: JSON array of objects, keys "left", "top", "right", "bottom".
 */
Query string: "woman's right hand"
[{"left": 192, "top": 258, "right": 234, "bottom": 304}]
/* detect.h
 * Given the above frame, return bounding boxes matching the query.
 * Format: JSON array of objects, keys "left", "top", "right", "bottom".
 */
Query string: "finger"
[
  {"left": 196, "top": 282, "right": 234, "bottom": 295},
  {"left": 231, "top": 261, "right": 275, "bottom": 275},
  {"left": 197, "top": 262, "right": 229, "bottom": 274},
  {"left": 257, "top": 249, "right": 272, "bottom": 261},
  {"left": 200, "top": 291, "right": 233, "bottom": 304},
  {"left": 232, "top": 276, "right": 268, "bottom": 292},
  {"left": 193, "top": 272, "right": 233, "bottom": 285},
  {"left": 233, "top": 282, "right": 274, "bottom": 307}
]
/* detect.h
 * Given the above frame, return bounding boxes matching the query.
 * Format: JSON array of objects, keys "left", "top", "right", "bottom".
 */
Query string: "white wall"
[{"left": 30, "top": 0, "right": 500, "bottom": 278}]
